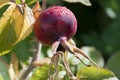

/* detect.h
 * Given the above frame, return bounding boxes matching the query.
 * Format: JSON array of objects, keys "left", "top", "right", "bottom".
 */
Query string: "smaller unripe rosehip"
[{"left": 34, "top": 6, "right": 77, "bottom": 46}]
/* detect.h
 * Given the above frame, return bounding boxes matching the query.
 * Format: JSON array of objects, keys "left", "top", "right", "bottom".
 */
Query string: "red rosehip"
[
  {"left": 33, "top": 6, "right": 97, "bottom": 80},
  {"left": 34, "top": 6, "right": 77, "bottom": 46}
]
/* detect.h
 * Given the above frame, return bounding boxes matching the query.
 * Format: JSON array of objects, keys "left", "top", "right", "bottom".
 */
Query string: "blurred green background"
[
  {"left": 62, "top": 0, "right": 120, "bottom": 60},
  {"left": 0, "top": 0, "right": 120, "bottom": 79},
  {"left": 61, "top": 0, "right": 120, "bottom": 79}
]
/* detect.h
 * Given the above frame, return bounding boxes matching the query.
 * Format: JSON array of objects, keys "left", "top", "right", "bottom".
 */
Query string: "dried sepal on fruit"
[{"left": 34, "top": 6, "right": 97, "bottom": 79}]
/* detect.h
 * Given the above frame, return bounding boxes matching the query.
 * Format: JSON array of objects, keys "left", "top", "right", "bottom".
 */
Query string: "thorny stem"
[{"left": 20, "top": 40, "right": 42, "bottom": 80}]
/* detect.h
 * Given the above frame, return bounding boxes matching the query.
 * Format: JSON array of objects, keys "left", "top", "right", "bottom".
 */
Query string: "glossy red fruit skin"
[{"left": 34, "top": 6, "right": 77, "bottom": 46}]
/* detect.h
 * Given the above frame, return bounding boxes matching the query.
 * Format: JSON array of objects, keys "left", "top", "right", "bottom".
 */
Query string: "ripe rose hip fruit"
[
  {"left": 34, "top": 6, "right": 77, "bottom": 45},
  {"left": 34, "top": 6, "right": 97, "bottom": 79}
]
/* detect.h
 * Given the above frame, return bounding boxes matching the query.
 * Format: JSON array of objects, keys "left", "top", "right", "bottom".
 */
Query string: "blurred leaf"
[
  {"left": 57, "top": 71, "right": 66, "bottom": 79},
  {"left": 81, "top": 46, "right": 104, "bottom": 67},
  {"left": 0, "top": 2, "right": 17, "bottom": 55},
  {"left": 16, "top": 0, "right": 21, "bottom": 4},
  {"left": 25, "top": 0, "right": 37, "bottom": 5},
  {"left": 101, "top": 16, "right": 120, "bottom": 54},
  {"left": 69, "top": 46, "right": 104, "bottom": 72},
  {"left": 0, "top": 62, "right": 10, "bottom": 80},
  {"left": 14, "top": 4, "right": 35, "bottom": 44},
  {"left": 63, "top": 75, "right": 71, "bottom": 80},
  {"left": 0, "top": 54, "right": 11, "bottom": 64},
  {"left": 82, "top": 18, "right": 120, "bottom": 56},
  {"left": 30, "top": 63, "right": 65, "bottom": 80},
  {"left": 106, "top": 51, "right": 120, "bottom": 79},
  {"left": 39, "top": 0, "right": 62, "bottom": 5},
  {"left": 0, "top": 2, "right": 34, "bottom": 55},
  {"left": 13, "top": 34, "right": 34, "bottom": 62},
  {"left": 63, "top": 0, "right": 91, "bottom": 6},
  {"left": 76, "top": 67, "right": 117, "bottom": 80},
  {"left": 0, "top": 74, "right": 4, "bottom": 80},
  {"left": 98, "top": 0, "right": 120, "bottom": 15},
  {"left": 30, "top": 65, "right": 49, "bottom": 80},
  {"left": 0, "top": 0, "right": 9, "bottom": 5},
  {"left": 47, "top": 0, "right": 59, "bottom": 4}
]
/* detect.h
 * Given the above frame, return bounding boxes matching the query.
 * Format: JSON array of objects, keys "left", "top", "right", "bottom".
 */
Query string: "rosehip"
[
  {"left": 34, "top": 6, "right": 97, "bottom": 80},
  {"left": 34, "top": 6, "right": 77, "bottom": 46}
]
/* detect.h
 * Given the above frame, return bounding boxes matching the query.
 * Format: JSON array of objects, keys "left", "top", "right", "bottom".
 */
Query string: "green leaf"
[
  {"left": 0, "top": 62, "right": 10, "bottom": 80},
  {"left": 25, "top": 0, "right": 37, "bottom": 5},
  {"left": 0, "top": 3, "right": 9, "bottom": 17},
  {"left": 0, "top": 2, "right": 17, "bottom": 55},
  {"left": 81, "top": 46, "right": 104, "bottom": 67},
  {"left": 30, "top": 65, "right": 49, "bottom": 80},
  {"left": 0, "top": 53, "right": 11, "bottom": 64},
  {"left": 69, "top": 46, "right": 104, "bottom": 71},
  {"left": 0, "top": 2, "right": 34, "bottom": 55},
  {"left": 47, "top": 0, "right": 60, "bottom": 4},
  {"left": 13, "top": 34, "right": 34, "bottom": 62},
  {"left": 30, "top": 64, "right": 63, "bottom": 80},
  {"left": 0, "top": 74, "right": 4, "bottom": 80},
  {"left": 106, "top": 51, "right": 120, "bottom": 79},
  {"left": 57, "top": 71, "right": 66, "bottom": 79},
  {"left": 16, "top": 0, "right": 21, "bottom": 4},
  {"left": 63, "top": 0, "right": 91, "bottom": 6},
  {"left": 14, "top": 4, "right": 35, "bottom": 44},
  {"left": 76, "top": 67, "right": 116, "bottom": 80}
]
